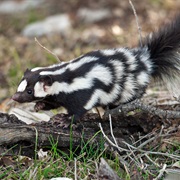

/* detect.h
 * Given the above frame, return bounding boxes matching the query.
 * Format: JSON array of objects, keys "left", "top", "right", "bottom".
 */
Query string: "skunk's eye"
[{"left": 27, "top": 89, "right": 32, "bottom": 94}]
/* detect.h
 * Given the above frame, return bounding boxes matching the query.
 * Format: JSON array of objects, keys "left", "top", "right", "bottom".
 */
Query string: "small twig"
[
  {"left": 137, "top": 135, "right": 158, "bottom": 149},
  {"left": 159, "top": 125, "right": 164, "bottom": 137},
  {"left": 108, "top": 115, "right": 128, "bottom": 165},
  {"left": 139, "top": 156, "right": 148, "bottom": 170},
  {"left": 99, "top": 115, "right": 180, "bottom": 178},
  {"left": 35, "top": 37, "right": 61, "bottom": 62},
  {"left": 99, "top": 123, "right": 117, "bottom": 147},
  {"left": 129, "top": 0, "right": 143, "bottom": 47},
  {"left": 124, "top": 142, "right": 142, "bottom": 168},
  {"left": 123, "top": 164, "right": 130, "bottom": 179},
  {"left": 34, "top": 127, "right": 38, "bottom": 163},
  {"left": 122, "top": 140, "right": 180, "bottom": 160},
  {"left": 133, "top": 131, "right": 155, "bottom": 146},
  {"left": 74, "top": 158, "right": 77, "bottom": 180},
  {"left": 109, "top": 114, "right": 118, "bottom": 147},
  {"left": 144, "top": 154, "right": 160, "bottom": 168},
  {"left": 154, "top": 164, "right": 167, "bottom": 180},
  {"left": 98, "top": 123, "right": 130, "bottom": 152},
  {"left": 28, "top": 166, "right": 38, "bottom": 180},
  {"left": 137, "top": 126, "right": 177, "bottom": 147}
]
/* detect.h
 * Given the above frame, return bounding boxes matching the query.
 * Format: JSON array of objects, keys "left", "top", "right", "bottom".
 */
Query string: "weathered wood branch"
[{"left": 104, "top": 100, "right": 180, "bottom": 119}]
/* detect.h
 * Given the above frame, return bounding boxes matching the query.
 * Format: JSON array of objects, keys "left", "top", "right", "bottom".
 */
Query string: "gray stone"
[
  {"left": 22, "top": 14, "right": 72, "bottom": 37},
  {"left": 77, "top": 8, "right": 111, "bottom": 23},
  {"left": 164, "top": 169, "right": 180, "bottom": 180},
  {"left": 0, "top": 0, "right": 44, "bottom": 14}
]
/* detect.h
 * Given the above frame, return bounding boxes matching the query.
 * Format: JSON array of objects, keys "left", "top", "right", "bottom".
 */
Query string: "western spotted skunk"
[{"left": 12, "top": 16, "right": 180, "bottom": 122}]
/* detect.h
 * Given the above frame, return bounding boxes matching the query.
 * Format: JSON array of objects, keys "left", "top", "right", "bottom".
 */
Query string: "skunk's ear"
[
  {"left": 24, "top": 68, "right": 31, "bottom": 75},
  {"left": 39, "top": 75, "right": 52, "bottom": 86}
]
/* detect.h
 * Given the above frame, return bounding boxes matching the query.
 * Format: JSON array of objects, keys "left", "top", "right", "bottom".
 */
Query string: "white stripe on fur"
[
  {"left": 84, "top": 84, "right": 120, "bottom": 110},
  {"left": 34, "top": 64, "right": 112, "bottom": 96},
  {"left": 40, "top": 56, "right": 98, "bottom": 76},
  {"left": 17, "top": 79, "right": 27, "bottom": 92}
]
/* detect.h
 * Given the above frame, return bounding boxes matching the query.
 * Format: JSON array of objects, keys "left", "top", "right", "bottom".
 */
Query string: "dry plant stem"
[
  {"left": 124, "top": 142, "right": 142, "bottom": 167},
  {"left": 144, "top": 154, "right": 160, "bottom": 167},
  {"left": 137, "top": 125, "right": 164, "bottom": 149},
  {"left": 129, "top": 0, "right": 143, "bottom": 47},
  {"left": 98, "top": 123, "right": 130, "bottom": 152},
  {"left": 124, "top": 164, "right": 130, "bottom": 179},
  {"left": 154, "top": 164, "right": 167, "bottom": 180},
  {"left": 99, "top": 116, "right": 180, "bottom": 174},
  {"left": 109, "top": 115, "right": 118, "bottom": 147},
  {"left": 122, "top": 141, "right": 180, "bottom": 160},
  {"left": 74, "top": 158, "right": 77, "bottom": 180},
  {"left": 35, "top": 37, "right": 61, "bottom": 62},
  {"left": 123, "top": 132, "right": 159, "bottom": 163},
  {"left": 105, "top": 100, "right": 180, "bottom": 119},
  {"left": 28, "top": 166, "right": 38, "bottom": 180},
  {"left": 133, "top": 131, "right": 155, "bottom": 146},
  {"left": 108, "top": 115, "right": 129, "bottom": 166}
]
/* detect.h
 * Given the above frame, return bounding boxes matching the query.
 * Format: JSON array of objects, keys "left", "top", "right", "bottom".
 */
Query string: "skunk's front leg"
[
  {"left": 50, "top": 107, "right": 87, "bottom": 128},
  {"left": 34, "top": 101, "right": 59, "bottom": 112}
]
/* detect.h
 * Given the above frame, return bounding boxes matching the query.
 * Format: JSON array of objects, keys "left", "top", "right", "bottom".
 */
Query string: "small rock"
[
  {"left": 0, "top": 0, "right": 44, "bottom": 14},
  {"left": 77, "top": 8, "right": 111, "bottom": 23},
  {"left": 164, "top": 169, "right": 180, "bottom": 180},
  {"left": 22, "top": 14, "right": 71, "bottom": 37}
]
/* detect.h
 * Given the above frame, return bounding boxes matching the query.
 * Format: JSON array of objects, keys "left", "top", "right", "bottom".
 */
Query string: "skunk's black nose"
[{"left": 12, "top": 93, "right": 21, "bottom": 102}]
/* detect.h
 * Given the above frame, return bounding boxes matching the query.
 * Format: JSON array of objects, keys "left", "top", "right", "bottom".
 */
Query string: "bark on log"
[{"left": 0, "top": 111, "right": 163, "bottom": 157}]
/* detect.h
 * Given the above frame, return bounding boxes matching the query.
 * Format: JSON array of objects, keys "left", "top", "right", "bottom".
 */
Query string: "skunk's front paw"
[
  {"left": 50, "top": 114, "right": 77, "bottom": 129},
  {"left": 34, "top": 101, "right": 46, "bottom": 112}
]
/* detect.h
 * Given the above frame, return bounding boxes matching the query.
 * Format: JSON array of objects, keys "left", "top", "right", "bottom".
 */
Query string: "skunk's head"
[{"left": 12, "top": 69, "right": 53, "bottom": 103}]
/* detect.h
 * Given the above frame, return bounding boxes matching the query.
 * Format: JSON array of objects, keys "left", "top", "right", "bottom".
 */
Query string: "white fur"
[
  {"left": 110, "top": 60, "right": 124, "bottom": 81},
  {"left": 40, "top": 67, "right": 66, "bottom": 76},
  {"left": 46, "top": 78, "right": 93, "bottom": 94},
  {"left": 84, "top": 84, "right": 120, "bottom": 110},
  {"left": 118, "top": 48, "right": 137, "bottom": 71},
  {"left": 35, "top": 64, "right": 112, "bottom": 96},
  {"left": 68, "top": 56, "right": 98, "bottom": 71},
  {"left": 117, "top": 48, "right": 131, "bottom": 57},
  {"left": 17, "top": 79, "right": 27, "bottom": 92},
  {"left": 100, "top": 49, "right": 116, "bottom": 56},
  {"left": 120, "top": 75, "right": 136, "bottom": 103},
  {"left": 89, "top": 65, "right": 112, "bottom": 85},
  {"left": 34, "top": 81, "right": 48, "bottom": 97},
  {"left": 137, "top": 71, "right": 149, "bottom": 85},
  {"left": 40, "top": 56, "right": 98, "bottom": 76},
  {"left": 162, "top": 75, "right": 180, "bottom": 98},
  {"left": 31, "top": 67, "right": 45, "bottom": 72},
  {"left": 140, "top": 51, "right": 152, "bottom": 72},
  {"left": 31, "top": 62, "right": 66, "bottom": 72}
]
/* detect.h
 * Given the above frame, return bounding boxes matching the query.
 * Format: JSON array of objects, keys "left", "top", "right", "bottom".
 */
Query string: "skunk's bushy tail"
[{"left": 143, "top": 15, "right": 180, "bottom": 98}]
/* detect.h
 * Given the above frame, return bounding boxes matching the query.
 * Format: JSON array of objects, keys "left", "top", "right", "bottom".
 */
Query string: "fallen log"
[{"left": 0, "top": 111, "right": 163, "bottom": 157}]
